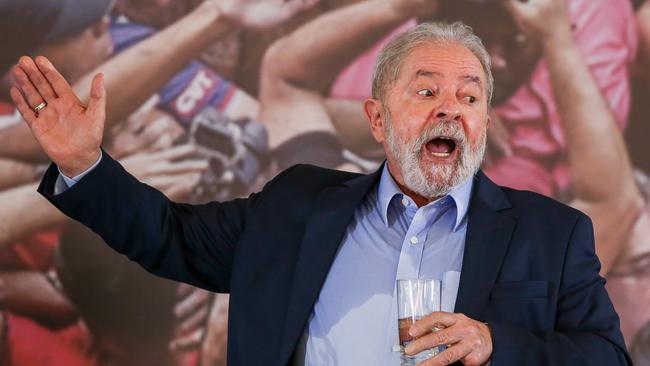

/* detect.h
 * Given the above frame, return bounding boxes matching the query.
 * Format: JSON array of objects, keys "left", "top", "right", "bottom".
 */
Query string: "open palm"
[{"left": 9, "top": 56, "right": 105, "bottom": 177}]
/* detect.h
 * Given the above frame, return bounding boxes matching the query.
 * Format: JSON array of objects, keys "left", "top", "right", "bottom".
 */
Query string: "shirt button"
[
  {"left": 410, "top": 236, "right": 418, "bottom": 245},
  {"left": 401, "top": 198, "right": 410, "bottom": 207}
]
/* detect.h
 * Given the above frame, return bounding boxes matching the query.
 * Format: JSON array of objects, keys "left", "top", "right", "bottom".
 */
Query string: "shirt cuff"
[{"left": 54, "top": 150, "right": 103, "bottom": 194}]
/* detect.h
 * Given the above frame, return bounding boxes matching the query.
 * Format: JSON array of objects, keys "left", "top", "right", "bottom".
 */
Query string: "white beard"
[{"left": 384, "top": 114, "right": 486, "bottom": 199}]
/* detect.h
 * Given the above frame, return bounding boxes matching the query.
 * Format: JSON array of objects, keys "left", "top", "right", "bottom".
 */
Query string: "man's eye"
[
  {"left": 465, "top": 96, "right": 477, "bottom": 104},
  {"left": 417, "top": 89, "right": 434, "bottom": 97}
]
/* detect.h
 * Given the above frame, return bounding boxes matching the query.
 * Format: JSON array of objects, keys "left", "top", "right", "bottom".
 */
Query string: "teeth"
[{"left": 431, "top": 152, "right": 451, "bottom": 157}]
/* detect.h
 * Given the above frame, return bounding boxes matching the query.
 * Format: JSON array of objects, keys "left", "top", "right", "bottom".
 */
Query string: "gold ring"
[{"left": 33, "top": 101, "right": 47, "bottom": 114}]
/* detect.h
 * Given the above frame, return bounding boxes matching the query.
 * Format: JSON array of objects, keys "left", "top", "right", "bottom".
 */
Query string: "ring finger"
[
  {"left": 12, "top": 66, "right": 46, "bottom": 111},
  {"left": 19, "top": 56, "right": 57, "bottom": 101},
  {"left": 422, "top": 341, "right": 473, "bottom": 366}
]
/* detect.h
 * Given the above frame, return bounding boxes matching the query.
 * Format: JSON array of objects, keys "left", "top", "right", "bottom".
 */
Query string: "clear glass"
[{"left": 396, "top": 279, "right": 442, "bottom": 366}]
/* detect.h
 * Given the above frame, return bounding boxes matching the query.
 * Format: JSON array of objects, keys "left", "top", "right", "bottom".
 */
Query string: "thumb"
[{"left": 87, "top": 73, "right": 106, "bottom": 121}]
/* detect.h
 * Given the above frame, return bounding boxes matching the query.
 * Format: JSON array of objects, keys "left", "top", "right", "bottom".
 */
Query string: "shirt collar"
[{"left": 377, "top": 164, "right": 474, "bottom": 231}]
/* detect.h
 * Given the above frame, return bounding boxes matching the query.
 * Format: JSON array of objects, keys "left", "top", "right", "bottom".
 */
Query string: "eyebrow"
[
  {"left": 462, "top": 75, "right": 482, "bottom": 86},
  {"left": 414, "top": 70, "right": 482, "bottom": 87},
  {"left": 415, "top": 70, "right": 442, "bottom": 78}
]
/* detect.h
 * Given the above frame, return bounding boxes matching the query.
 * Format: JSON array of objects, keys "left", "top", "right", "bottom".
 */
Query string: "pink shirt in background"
[{"left": 330, "top": 0, "right": 637, "bottom": 198}]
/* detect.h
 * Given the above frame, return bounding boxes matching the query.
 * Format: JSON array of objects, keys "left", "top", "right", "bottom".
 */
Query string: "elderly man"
[{"left": 10, "top": 19, "right": 628, "bottom": 366}]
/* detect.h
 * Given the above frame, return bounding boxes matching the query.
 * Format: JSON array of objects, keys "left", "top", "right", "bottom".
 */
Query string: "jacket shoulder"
[
  {"left": 500, "top": 186, "right": 588, "bottom": 226},
  {"left": 266, "top": 164, "right": 362, "bottom": 191}
]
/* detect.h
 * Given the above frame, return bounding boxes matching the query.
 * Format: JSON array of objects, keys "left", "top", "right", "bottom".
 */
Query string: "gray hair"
[{"left": 371, "top": 21, "right": 494, "bottom": 106}]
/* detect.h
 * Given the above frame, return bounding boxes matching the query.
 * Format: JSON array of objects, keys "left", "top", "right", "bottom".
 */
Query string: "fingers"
[
  {"left": 17, "top": 56, "right": 57, "bottom": 103},
  {"left": 9, "top": 86, "right": 37, "bottom": 126},
  {"left": 156, "top": 144, "right": 199, "bottom": 161},
  {"left": 34, "top": 56, "right": 75, "bottom": 98},
  {"left": 12, "top": 65, "right": 45, "bottom": 110},
  {"left": 177, "top": 283, "right": 194, "bottom": 297},
  {"left": 421, "top": 342, "right": 473, "bottom": 366},
  {"left": 406, "top": 314, "right": 493, "bottom": 366},
  {"left": 410, "top": 312, "right": 458, "bottom": 338},
  {"left": 176, "top": 304, "right": 210, "bottom": 334},
  {"left": 86, "top": 73, "right": 106, "bottom": 121},
  {"left": 169, "top": 327, "right": 205, "bottom": 351},
  {"left": 175, "top": 288, "right": 212, "bottom": 319},
  {"left": 404, "top": 328, "right": 461, "bottom": 355},
  {"left": 149, "top": 159, "right": 210, "bottom": 175}
]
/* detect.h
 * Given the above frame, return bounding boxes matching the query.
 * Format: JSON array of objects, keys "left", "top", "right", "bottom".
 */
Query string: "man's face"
[
  {"left": 374, "top": 42, "right": 489, "bottom": 199},
  {"left": 433, "top": 2, "right": 542, "bottom": 105}
]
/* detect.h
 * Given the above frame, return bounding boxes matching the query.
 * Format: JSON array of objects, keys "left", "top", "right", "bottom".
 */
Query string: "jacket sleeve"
[
  {"left": 488, "top": 214, "right": 631, "bottom": 365},
  {"left": 38, "top": 149, "right": 264, "bottom": 293}
]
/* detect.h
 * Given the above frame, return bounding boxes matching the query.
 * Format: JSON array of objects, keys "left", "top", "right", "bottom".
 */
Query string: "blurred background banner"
[{"left": 0, "top": 0, "right": 649, "bottom": 365}]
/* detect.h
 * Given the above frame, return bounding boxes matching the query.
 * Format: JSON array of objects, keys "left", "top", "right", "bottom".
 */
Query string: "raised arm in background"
[
  {"left": 505, "top": 0, "right": 644, "bottom": 274},
  {"left": 0, "top": 0, "right": 320, "bottom": 162},
  {"left": 259, "top": 0, "right": 437, "bottom": 161}
]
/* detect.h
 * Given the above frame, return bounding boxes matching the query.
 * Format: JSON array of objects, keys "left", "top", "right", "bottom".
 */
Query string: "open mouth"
[{"left": 425, "top": 137, "right": 457, "bottom": 158}]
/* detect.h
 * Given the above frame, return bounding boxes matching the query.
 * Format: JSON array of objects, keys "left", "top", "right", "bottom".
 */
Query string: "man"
[{"left": 11, "top": 20, "right": 629, "bottom": 366}]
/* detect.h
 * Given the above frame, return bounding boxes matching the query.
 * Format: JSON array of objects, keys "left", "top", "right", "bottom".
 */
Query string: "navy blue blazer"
[{"left": 38, "top": 151, "right": 630, "bottom": 365}]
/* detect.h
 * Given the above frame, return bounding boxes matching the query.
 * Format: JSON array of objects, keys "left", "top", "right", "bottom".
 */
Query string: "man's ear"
[
  {"left": 486, "top": 113, "right": 492, "bottom": 128},
  {"left": 364, "top": 98, "right": 386, "bottom": 144}
]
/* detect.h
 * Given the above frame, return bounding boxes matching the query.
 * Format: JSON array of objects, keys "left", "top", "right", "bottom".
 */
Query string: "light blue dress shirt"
[
  {"left": 57, "top": 156, "right": 475, "bottom": 365},
  {"left": 298, "top": 165, "right": 473, "bottom": 365},
  {"left": 54, "top": 150, "right": 103, "bottom": 194}
]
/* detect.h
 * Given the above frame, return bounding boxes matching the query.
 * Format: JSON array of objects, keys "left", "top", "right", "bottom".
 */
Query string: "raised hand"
[
  {"left": 217, "top": 0, "right": 322, "bottom": 30},
  {"left": 9, "top": 56, "right": 105, "bottom": 177},
  {"left": 504, "top": 0, "right": 572, "bottom": 43}
]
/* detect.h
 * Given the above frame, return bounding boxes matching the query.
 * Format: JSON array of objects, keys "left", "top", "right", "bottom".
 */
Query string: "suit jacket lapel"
[
  {"left": 454, "top": 171, "right": 516, "bottom": 320},
  {"left": 279, "top": 168, "right": 382, "bottom": 365}
]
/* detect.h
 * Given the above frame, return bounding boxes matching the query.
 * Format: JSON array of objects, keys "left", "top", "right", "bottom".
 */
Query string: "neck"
[{"left": 386, "top": 161, "right": 441, "bottom": 207}]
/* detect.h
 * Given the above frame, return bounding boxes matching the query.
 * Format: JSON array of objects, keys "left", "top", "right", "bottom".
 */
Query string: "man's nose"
[{"left": 435, "top": 99, "right": 461, "bottom": 121}]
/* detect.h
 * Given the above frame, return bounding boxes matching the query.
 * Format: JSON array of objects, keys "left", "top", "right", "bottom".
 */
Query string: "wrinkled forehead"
[{"left": 398, "top": 42, "right": 486, "bottom": 85}]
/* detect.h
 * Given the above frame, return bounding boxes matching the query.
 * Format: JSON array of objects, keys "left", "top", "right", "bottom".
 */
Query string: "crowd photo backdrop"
[{"left": 1, "top": 0, "right": 650, "bottom": 365}]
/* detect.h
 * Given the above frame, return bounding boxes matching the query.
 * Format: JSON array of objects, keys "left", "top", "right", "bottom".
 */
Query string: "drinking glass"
[{"left": 396, "top": 279, "right": 442, "bottom": 366}]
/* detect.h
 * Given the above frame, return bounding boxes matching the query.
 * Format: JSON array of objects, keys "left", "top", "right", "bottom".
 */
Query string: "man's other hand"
[
  {"left": 9, "top": 56, "right": 105, "bottom": 177},
  {"left": 405, "top": 311, "right": 492, "bottom": 366}
]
